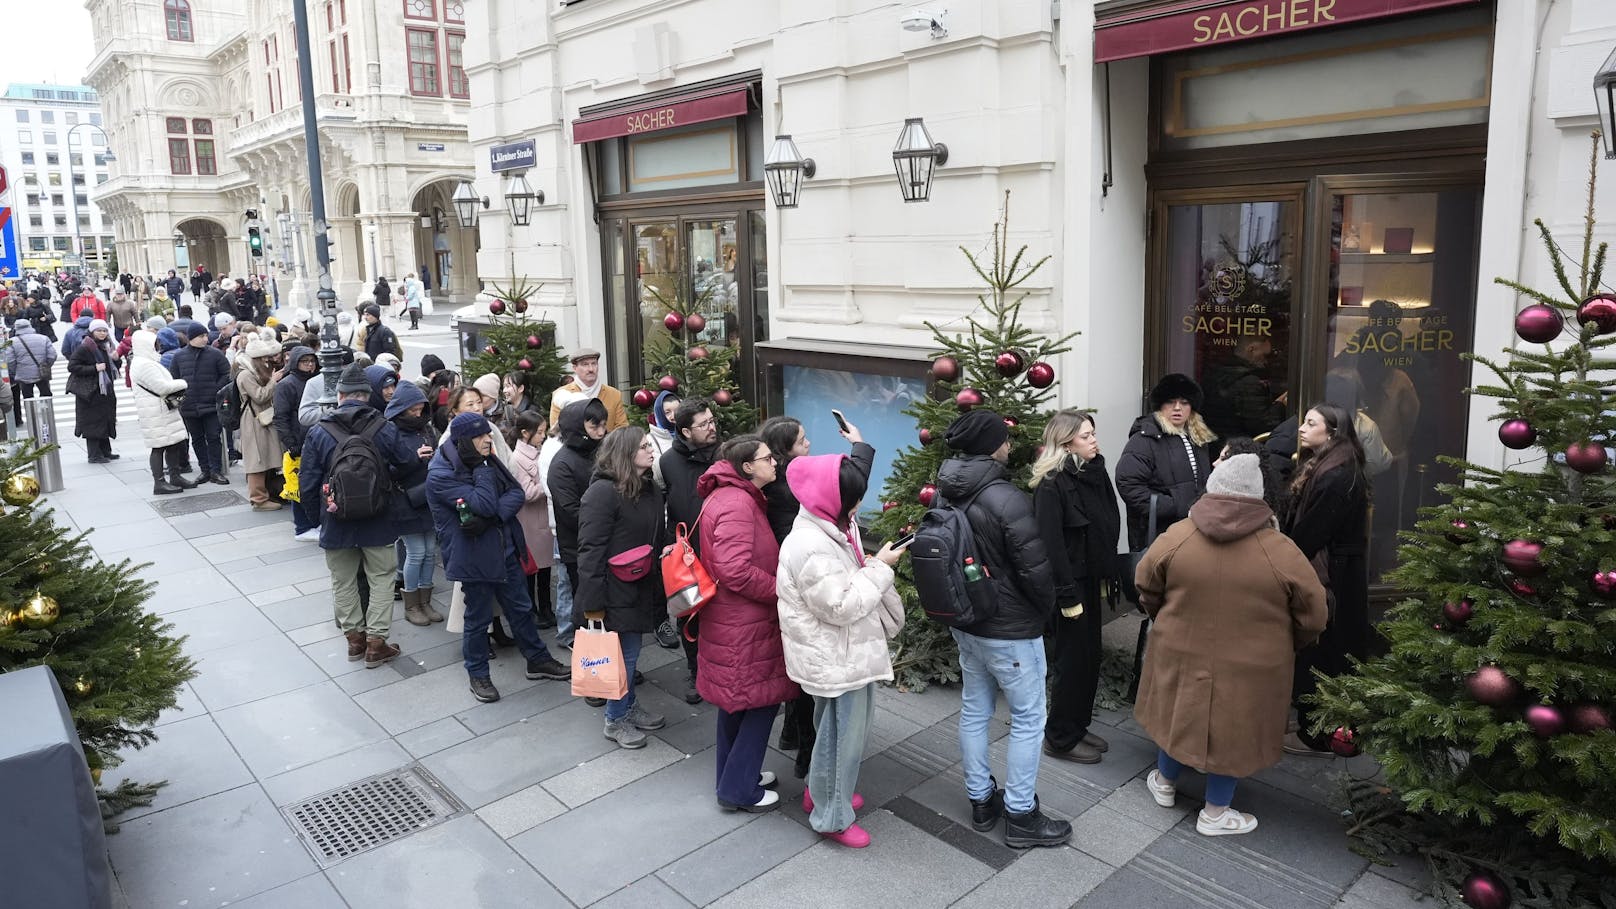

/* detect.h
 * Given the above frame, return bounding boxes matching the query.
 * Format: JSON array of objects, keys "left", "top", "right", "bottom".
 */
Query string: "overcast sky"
[{"left": 0, "top": 0, "right": 96, "bottom": 88}]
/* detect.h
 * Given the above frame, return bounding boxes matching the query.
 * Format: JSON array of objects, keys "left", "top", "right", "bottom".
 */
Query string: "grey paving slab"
[
  {"left": 85, "top": 518, "right": 185, "bottom": 554},
  {"left": 151, "top": 681, "right": 205, "bottom": 727},
  {"left": 876, "top": 681, "right": 963, "bottom": 728},
  {"left": 228, "top": 552, "right": 332, "bottom": 593},
  {"left": 250, "top": 583, "right": 313, "bottom": 606},
  {"left": 288, "top": 620, "right": 344, "bottom": 647},
  {"left": 260, "top": 591, "right": 339, "bottom": 630},
  {"left": 657, "top": 706, "right": 723, "bottom": 755},
  {"left": 162, "top": 596, "right": 281, "bottom": 655},
  {"left": 107, "top": 784, "right": 315, "bottom": 908},
  {"left": 170, "top": 506, "right": 289, "bottom": 538},
  {"left": 455, "top": 676, "right": 576, "bottom": 734},
  {"left": 1037, "top": 723, "right": 1159, "bottom": 791},
  {"left": 657, "top": 811, "right": 820, "bottom": 905},
  {"left": 259, "top": 740, "right": 412, "bottom": 807},
  {"left": 710, "top": 808, "right": 995, "bottom": 909},
  {"left": 847, "top": 750, "right": 931, "bottom": 811},
  {"left": 301, "top": 635, "right": 372, "bottom": 677},
  {"left": 1364, "top": 852, "right": 1434, "bottom": 893},
  {"left": 144, "top": 568, "right": 241, "bottom": 614},
  {"left": 212, "top": 680, "right": 389, "bottom": 778},
  {"left": 422, "top": 700, "right": 617, "bottom": 808},
  {"left": 473, "top": 781, "right": 569, "bottom": 839},
  {"left": 1068, "top": 803, "right": 1170, "bottom": 867},
  {"left": 335, "top": 663, "right": 408, "bottom": 696},
  {"left": 393, "top": 638, "right": 464, "bottom": 677},
  {"left": 542, "top": 736, "right": 686, "bottom": 808},
  {"left": 1335, "top": 869, "right": 1431, "bottom": 908},
  {"left": 951, "top": 843, "right": 1113, "bottom": 908},
  {"left": 396, "top": 716, "right": 475, "bottom": 758},
  {"left": 224, "top": 872, "right": 349, "bottom": 909},
  {"left": 510, "top": 754, "right": 757, "bottom": 906},
  {"left": 353, "top": 657, "right": 540, "bottom": 735},
  {"left": 1075, "top": 863, "right": 1204, "bottom": 908},
  {"left": 326, "top": 814, "right": 570, "bottom": 909},
  {"left": 1098, "top": 777, "right": 1196, "bottom": 832},
  {"left": 101, "top": 714, "right": 254, "bottom": 820},
  {"left": 591, "top": 874, "right": 696, "bottom": 909},
  {"left": 869, "top": 703, "right": 927, "bottom": 751},
  {"left": 1167, "top": 777, "right": 1371, "bottom": 892},
  {"left": 1135, "top": 821, "right": 1351, "bottom": 908},
  {"left": 189, "top": 631, "right": 328, "bottom": 711},
  {"left": 59, "top": 499, "right": 158, "bottom": 528},
  {"left": 261, "top": 541, "right": 329, "bottom": 564}
]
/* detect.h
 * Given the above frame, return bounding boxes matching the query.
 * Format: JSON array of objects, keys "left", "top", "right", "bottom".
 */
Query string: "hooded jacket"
[
  {"left": 274, "top": 346, "right": 318, "bottom": 456},
  {"left": 763, "top": 442, "right": 875, "bottom": 545},
  {"left": 426, "top": 435, "right": 529, "bottom": 583},
  {"left": 61, "top": 315, "right": 93, "bottom": 357},
  {"left": 1133, "top": 493, "right": 1328, "bottom": 777},
  {"left": 1115, "top": 413, "right": 1214, "bottom": 551},
  {"left": 548, "top": 399, "right": 607, "bottom": 563},
  {"left": 776, "top": 454, "right": 905, "bottom": 697},
  {"left": 647, "top": 390, "right": 678, "bottom": 489},
  {"left": 575, "top": 471, "right": 666, "bottom": 633},
  {"left": 934, "top": 454, "right": 1056, "bottom": 640},
  {"left": 298, "top": 400, "right": 420, "bottom": 549},
  {"left": 384, "top": 381, "right": 437, "bottom": 536},
  {"left": 128, "top": 330, "right": 189, "bottom": 449},
  {"left": 3, "top": 321, "right": 58, "bottom": 383},
  {"left": 693, "top": 459, "right": 799, "bottom": 711},
  {"left": 364, "top": 364, "right": 398, "bottom": 413},
  {"left": 167, "top": 337, "right": 232, "bottom": 418},
  {"left": 660, "top": 433, "right": 718, "bottom": 553}
]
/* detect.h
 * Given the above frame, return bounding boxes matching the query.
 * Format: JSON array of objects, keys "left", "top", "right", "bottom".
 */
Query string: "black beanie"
[
  {"left": 420, "top": 354, "right": 446, "bottom": 376},
  {"left": 945, "top": 409, "right": 1009, "bottom": 456}
]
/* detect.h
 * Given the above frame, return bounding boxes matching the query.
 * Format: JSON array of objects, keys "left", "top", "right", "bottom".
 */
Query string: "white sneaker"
[
  {"left": 295, "top": 528, "right": 321, "bottom": 542},
  {"left": 1146, "top": 769, "right": 1177, "bottom": 808},
  {"left": 1196, "top": 807, "right": 1259, "bottom": 836}
]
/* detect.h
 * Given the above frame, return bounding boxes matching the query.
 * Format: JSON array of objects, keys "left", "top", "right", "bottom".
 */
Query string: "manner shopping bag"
[{"left": 570, "top": 621, "right": 629, "bottom": 700}]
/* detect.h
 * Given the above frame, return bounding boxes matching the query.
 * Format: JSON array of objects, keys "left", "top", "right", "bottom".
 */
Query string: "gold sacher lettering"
[
  {"left": 624, "top": 107, "right": 678, "bottom": 134},
  {"left": 1193, "top": 14, "right": 1213, "bottom": 41},
  {"left": 1182, "top": 315, "right": 1274, "bottom": 336},
  {"left": 1191, "top": 0, "right": 1336, "bottom": 45}
]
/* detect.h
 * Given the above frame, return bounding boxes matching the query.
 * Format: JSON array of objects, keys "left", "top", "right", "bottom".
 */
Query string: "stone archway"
[
  {"left": 174, "top": 217, "right": 231, "bottom": 283},
  {"left": 409, "top": 179, "right": 480, "bottom": 305},
  {"left": 331, "top": 182, "right": 365, "bottom": 307}
]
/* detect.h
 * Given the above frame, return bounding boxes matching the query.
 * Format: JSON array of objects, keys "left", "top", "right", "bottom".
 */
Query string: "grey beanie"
[
  {"left": 335, "top": 363, "right": 372, "bottom": 394},
  {"left": 1206, "top": 453, "right": 1264, "bottom": 500}
]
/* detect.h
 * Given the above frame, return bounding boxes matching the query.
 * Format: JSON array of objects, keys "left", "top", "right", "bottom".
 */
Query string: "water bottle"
[
  {"left": 456, "top": 497, "right": 472, "bottom": 525},
  {"left": 962, "top": 557, "right": 983, "bottom": 583}
]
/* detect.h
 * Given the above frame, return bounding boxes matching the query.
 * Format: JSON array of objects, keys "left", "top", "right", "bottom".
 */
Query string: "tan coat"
[
  {"left": 1132, "top": 494, "right": 1328, "bottom": 778},
  {"left": 236, "top": 364, "right": 285, "bottom": 474},
  {"left": 547, "top": 382, "right": 627, "bottom": 432}
]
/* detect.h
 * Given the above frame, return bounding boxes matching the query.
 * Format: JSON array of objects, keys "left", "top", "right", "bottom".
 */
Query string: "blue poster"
[{"left": 0, "top": 209, "right": 16, "bottom": 279}]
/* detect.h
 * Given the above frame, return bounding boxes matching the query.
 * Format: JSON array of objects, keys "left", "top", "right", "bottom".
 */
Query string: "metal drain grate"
[
  {"left": 283, "top": 766, "right": 464, "bottom": 867},
  {"left": 150, "top": 490, "right": 247, "bottom": 516}
]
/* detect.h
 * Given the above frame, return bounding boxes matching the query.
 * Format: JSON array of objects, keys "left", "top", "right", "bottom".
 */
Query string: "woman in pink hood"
[{"left": 776, "top": 453, "right": 906, "bottom": 848}]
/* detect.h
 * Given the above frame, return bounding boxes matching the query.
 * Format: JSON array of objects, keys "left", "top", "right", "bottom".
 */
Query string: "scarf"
[{"left": 570, "top": 364, "right": 604, "bottom": 401}]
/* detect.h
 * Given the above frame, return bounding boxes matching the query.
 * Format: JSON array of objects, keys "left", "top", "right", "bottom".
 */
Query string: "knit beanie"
[
  {"left": 183, "top": 322, "right": 209, "bottom": 341},
  {"left": 449, "top": 411, "right": 492, "bottom": 443},
  {"left": 143, "top": 315, "right": 166, "bottom": 333},
  {"left": 87, "top": 319, "right": 110, "bottom": 334},
  {"left": 473, "top": 373, "right": 502, "bottom": 402},
  {"left": 1206, "top": 453, "right": 1264, "bottom": 500},
  {"left": 420, "top": 353, "right": 446, "bottom": 375},
  {"left": 335, "top": 363, "right": 372, "bottom": 394},
  {"left": 945, "top": 409, "right": 1009, "bottom": 456}
]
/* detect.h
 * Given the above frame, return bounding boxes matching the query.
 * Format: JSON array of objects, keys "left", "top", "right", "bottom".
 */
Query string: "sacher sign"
[{"left": 1094, "top": 0, "right": 1480, "bottom": 62}]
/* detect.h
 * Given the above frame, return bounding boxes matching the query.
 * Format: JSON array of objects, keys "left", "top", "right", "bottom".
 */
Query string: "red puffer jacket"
[{"left": 694, "top": 459, "right": 799, "bottom": 712}]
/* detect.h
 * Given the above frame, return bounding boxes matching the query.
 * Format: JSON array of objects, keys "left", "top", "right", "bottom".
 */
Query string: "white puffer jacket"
[
  {"left": 775, "top": 509, "right": 905, "bottom": 698},
  {"left": 128, "top": 330, "right": 189, "bottom": 448}
]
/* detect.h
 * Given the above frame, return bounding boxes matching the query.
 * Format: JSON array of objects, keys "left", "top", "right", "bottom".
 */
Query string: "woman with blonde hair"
[
  {"left": 1031, "top": 410, "right": 1121, "bottom": 765},
  {"left": 1115, "top": 373, "right": 1216, "bottom": 553}
]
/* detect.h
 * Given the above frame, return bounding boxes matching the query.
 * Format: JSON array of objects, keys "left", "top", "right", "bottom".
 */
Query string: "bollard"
[{"left": 22, "top": 397, "right": 64, "bottom": 493}]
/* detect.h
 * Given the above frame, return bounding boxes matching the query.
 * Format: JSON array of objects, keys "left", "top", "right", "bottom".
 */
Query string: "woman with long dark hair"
[
  {"left": 1281, "top": 402, "right": 1371, "bottom": 755},
  {"left": 507, "top": 410, "right": 557, "bottom": 629}
]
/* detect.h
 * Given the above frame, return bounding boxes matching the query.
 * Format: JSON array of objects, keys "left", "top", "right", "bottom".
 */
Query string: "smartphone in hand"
[
  {"left": 831, "top": 409, "right": 851, "bottom": 433},
  {"left": 891, "top": 531, "right": 916, "bottom": 550}
]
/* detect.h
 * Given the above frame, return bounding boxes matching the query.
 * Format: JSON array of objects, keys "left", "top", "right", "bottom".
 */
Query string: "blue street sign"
[{"left": 0, "top": 209, "right": 18, "bottom": 279}]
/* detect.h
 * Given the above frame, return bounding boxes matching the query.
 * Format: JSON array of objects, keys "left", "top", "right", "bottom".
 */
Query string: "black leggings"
[{"left": 148, "top": 441, "right": 187, "bottom": 480}]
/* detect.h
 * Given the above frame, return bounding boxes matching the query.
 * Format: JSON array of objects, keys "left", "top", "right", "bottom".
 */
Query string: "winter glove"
[{"left": 460, "top": 514, "right": 494, "bottom": 537}]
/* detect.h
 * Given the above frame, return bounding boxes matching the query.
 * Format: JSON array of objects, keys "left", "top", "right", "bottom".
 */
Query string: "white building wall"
[{"left": 0, "top": 85, "right": 117, "bottom": 274}]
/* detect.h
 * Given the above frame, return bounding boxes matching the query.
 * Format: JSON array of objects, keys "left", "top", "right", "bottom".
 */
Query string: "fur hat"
[
  {"left": 1148, "top": 373, "right": 1203, "bottom": 411},
  {"left": 1206, "top": 453, "right": 1264, "bottom": 500},
  {"left": 449, "top": 411, "right": 493, "bottom": 443},
  {"left": 245, "top": 338, "right": 280, "bottom": 360},
  {"left": 945, "top": 409, "right": 1010, "bottom": 456},
  {"left": 335, "top": 363, "right": 372, "bottom": 394}
]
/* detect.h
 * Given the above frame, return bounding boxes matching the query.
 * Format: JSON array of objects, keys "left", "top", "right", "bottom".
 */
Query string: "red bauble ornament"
[
  {"left": 526, "top": 335, "right": 543, "bottom": 349},
  {"left": 1524, "top": 704, "right": 1565, "bottom": 738},
  {"left": 1328, "top": 726, "right": 1360, "bottom": 758},
  {"left": 688, "top": 346, "right": 709, "bottom": 360},
  {"left": 657, "top": 375, "right": 679, "bottom": 392},
  {"left": 919, "top": 428, "right": 934, "bottom": 445},
  {"left": 1577, "top": 292, "right": 1616, "bottom": 334},
  {"left": 517, "top": 358, "right": 534, "bottom": 371},
  {"left": 882, "top": 501, "right": 899, "bottom": 512},
  {"left": 1497, "top": 419, "right": 1536, "bottom": 450},
  {"left": 1501, "top": 539, "right": 1545, "bottom": 577},
  {"left": 955, "top": 388, "right": 984, "bottom": 411},
  {"left": 664, "top": 312, "right": 685, "bottom": 332},
  {"left": 1508, "top": 577, "right": 1538, "bottom": 598},
  {"left": 1460, "top": 870, "right": 1511, "bottom": 909},
  {"left": 918, "top": 483, "right": 937, "bottom": 507},
  {"left": 712, "top": 388, "right": 733, "bottom": 406},
  {"left": 1003, "top": 416, "right": 1019, "bottom": 429},
  {"left": 1514, "top": 304, "right": 1564, "bottom": 344},
  {"left": 512, "top": 298, "right": 529, "bottom": 314},
  {"left": 1569, "top": 703, "right": 1612, "bottom": 733},
  {"left": 1025, "top": 361, "right": 1055, "bottom": 388},
  {"left": 685, "top": 313, "right": 707, "bottom": 333},
  {"left": 631, "top": 388, "right": 655, "bottom": 408},
  {"left": 1564, "top": 441, "right": 1609, "bottom": 474},
  {"left": 1466, "top": 666, "right": 1522, "bottom": 707},
  {"left": 931, "top": 355, "right": 960, "bottom": 383},
  {"left": 1591, "top": 570, "right": 1616, "bottom": 600},
  {"left": 488, "top": 298, "right": 507, "bottom": 316},
  {"left": 900, "top": 523, "right": 916, "bottom": 536},
  {"left": 993, "top": 350, "right": 1025, "bottom": 378},
  {"left": 483, "top": 344, "right": 499, "bottom": 356},
  {"left": 1442, "top": 599, "right": 1474, "bottom": 626},
  {"left": 1445, "top": 519, "right": 1474, "bottom": 544}
]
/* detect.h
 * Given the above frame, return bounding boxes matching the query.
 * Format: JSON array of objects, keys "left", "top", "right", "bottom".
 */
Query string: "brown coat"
[{"left": 1132, "top": 494, "right": 1329, "bottom": 778}]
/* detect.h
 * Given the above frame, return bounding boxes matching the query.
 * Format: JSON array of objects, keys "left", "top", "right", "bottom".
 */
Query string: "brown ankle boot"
[
  {"left": 419, "top": 587, "right": 444, "bottom": 623},
  {"left": 345, "top": 631, "right": 367, "bottom": 662},
  {"left": 402, "top": 589, "right": 432, "bottom": 627},
  {"left": 365, "top": 636, "right": 401, "bottom": 669}
]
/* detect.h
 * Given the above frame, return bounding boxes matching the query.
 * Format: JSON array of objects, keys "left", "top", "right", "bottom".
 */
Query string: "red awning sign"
[
  {"left": 1094, "top": 0, "right": 1481, "bottom": 62},
  {"left": 572, "top": 87, "right": 750, "bottom": 144}
]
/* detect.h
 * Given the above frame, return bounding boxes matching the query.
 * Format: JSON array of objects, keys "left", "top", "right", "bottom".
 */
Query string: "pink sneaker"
[
  {"left": 820, "top": 823, "right": 871, "bottom": 848},
  {"left": 802, "top": 789, "right": 865, "bottom": 813}
]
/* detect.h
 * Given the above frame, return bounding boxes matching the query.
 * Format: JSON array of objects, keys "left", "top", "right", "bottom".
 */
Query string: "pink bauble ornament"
[
  {"left": 919, "top": 428, "right": 934, "bottom": 445},
  {"left": 994, "top": 350, "right": 1024, "bottom": 378},
  {"left": 526, "top": 335, "right": 543, "bottom": 349},
  {"left": 512, "top": 298, "right": 529, "bottom": 314},
  {"left": 1445, "top": 519, "right": 1474, "bottom": 544},
  {"left": 1577, "top": 292, "right": 1616, "bottom": 334},
  {"left": 663, "top": 312, "right": 685, "bottom": 332},
  {"left": 1460, "top": 870, "right": 1511, "bottom": 909},
  {"left": 882, "top": 501, "right": 899, "bottom": 512},
  {"left": 483, "top": 344, "right": 499, "bottom": 356},
  {"left": 1501, "top": 539, "right": 1545, "bottom": 577},
  {"left": 931, "top": 356, "right": 960, "bottom": 383},
  {"left": 688, "top": 346, "right": 708, "bottom": 360},
  {"left": 1442, "top": 599, "right": 1474, "bottom": 626},
  {"left": 1514, "top": 304, "right": 1564, "bottom": 344},
  {"left": 1003, "top": 416, "right": 1019, "bottom": 429},
  {"left": 1565, "top": 441, "right": 1609, "bottom": 474},
  {"left": 712, "top": 388, "right": 734, "bottom": 407},
  {"left": 955, "top": 388, "right": 983, "bottom": 411},
  {"left": 1466, "top": 666, "right": 1522, "bottom": 707},
  {"left": 1497, "top": 419, "right": 1536, "bottom": 450},
  {"left": 1524, "top": 704, "right": 1565, "bottom": 738},
  {"left": 631, "top": 388, "right": 655, "bottom": 408},
  {"left": 517, "top": 358, "right": 534, "bottom": 371},
  {"left": 1591, "top": 570, "right": 1616, "bottom": 600},
  {"left": 1328, "top": 727, "right": 1360, "bottom": 757},
  {"left": 1508, "top": 577, "right": 1537, "bottom": 598},
  {"left": 1569, "top": 703, "right": 1612, "bottom": 733},
  {"left": 657, "top": 375, "right": 679, "bottom": 392},
  {"left": 685, "top": 313, "right": 707, "bottom": 333},
  {"left": 918, "top": 483, "right": 937, "bottom": 507},
  {"left": 1026, "top": 361, "right": 1055, "bottom": 388},
  {"left": 488, "top": 298, "right": 507, "bottom": 316}
]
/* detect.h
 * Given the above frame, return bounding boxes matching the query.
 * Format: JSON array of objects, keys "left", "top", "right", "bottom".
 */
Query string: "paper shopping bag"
[{"left": 570, "top": 623, "right": 628, "bottom": 700}]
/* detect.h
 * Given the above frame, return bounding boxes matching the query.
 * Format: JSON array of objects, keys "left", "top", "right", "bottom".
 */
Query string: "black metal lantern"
[
  {"left": 892, "top": 118, "right": 948, "bottom": 203},
  {"left": 504, "top": 172, "right": 542, "bottom": 227},
  {"left": 451, "top": 178, "right": 488, "bottom": 229},
  {"left": 1597, "top": 46, "right": 1616, "bottom": 159},
  {"left": 763, "top": 135, "right": 816, "bottom": 209}
]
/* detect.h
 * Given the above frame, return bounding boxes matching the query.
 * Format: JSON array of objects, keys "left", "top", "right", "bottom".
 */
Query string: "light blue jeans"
[
  {"left": 807, "top": 682, "right": 876, "bottom": 834},
  {"left": 399, "top": 532, "right": 437, "bottom": 591},
  {"left": 554, "top": 541, "right": 575, "bottom": 640},
  {"left": 951, "top": 629, "right": 1047, "bottom": 814}
]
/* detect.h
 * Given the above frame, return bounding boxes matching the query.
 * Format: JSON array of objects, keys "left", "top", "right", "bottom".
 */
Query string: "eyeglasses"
[
  {"left": 749, "top": 453, "right": 777, "bottom": 464},
  {"left": 692, "top": 418, "right": 717, "bottom": 431},
  {"left": 639, "top": 442, "right": 654, "bottom": 451}
]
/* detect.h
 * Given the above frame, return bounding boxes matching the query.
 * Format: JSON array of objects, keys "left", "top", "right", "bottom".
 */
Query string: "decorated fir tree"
[
  {"left": 1314, "top": 137, "right": 1616, "bottom": 908},
  {"left": 460, "top": 271, "right": 570, "bottom": 403},
  {"left": 868, "top": 193, "right": 1076, "bottom": 689},
  {"left": 0, "top": 442, "right": 195, "bottom": 820},
  {"left": 625, "top": 282, "right": 759, "bottom": 437}
]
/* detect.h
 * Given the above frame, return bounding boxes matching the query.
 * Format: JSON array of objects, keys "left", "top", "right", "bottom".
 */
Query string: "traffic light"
[{"left": 248, "top": 226, "right": 263, "bottom": 257}]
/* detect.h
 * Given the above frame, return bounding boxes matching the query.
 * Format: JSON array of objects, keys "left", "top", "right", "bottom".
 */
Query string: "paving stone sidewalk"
[{"left": 39, "top": 433, "right": 1432, "bottom": 909}]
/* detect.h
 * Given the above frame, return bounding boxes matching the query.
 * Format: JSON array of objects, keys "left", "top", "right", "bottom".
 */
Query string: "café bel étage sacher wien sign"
[{"left": 1093, "top": 0, "right": 1481, "bottom": 62}]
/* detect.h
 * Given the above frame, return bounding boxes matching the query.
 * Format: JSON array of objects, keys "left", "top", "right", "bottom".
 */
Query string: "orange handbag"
[{"left": 662, "top": 520, "right": 717, "bottom": 621}]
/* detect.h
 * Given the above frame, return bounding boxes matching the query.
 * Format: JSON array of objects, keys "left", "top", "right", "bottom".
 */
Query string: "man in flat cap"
[{"left": 548, "top": 348, "right": 627, "bottom": 431}]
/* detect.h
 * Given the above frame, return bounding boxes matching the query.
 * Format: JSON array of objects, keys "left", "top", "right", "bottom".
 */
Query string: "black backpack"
[
  {"left": 321, "top": 413, "right": 393, "bottom": 520},
  {"left": 216, "top": 375, "right": 245, "bottom": 432},
  {"left": 909, "top": 487, "right": 999, "bottom": 628}
]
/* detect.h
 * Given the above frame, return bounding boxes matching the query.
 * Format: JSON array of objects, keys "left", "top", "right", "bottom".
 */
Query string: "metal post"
[
  {"left": 292, "top": 0, "right": 342, "bottom": 406},
  {"left": 22, "top": 398, "right": 63, "bottom": 492}
]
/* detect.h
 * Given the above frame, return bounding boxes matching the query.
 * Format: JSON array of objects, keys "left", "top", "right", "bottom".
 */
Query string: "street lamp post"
[
  {"left": 292, "top": 0, "right": 343, "bottom": 405},
  {"left": 65, "top": 122, "right": 114, "bottom": 275}
]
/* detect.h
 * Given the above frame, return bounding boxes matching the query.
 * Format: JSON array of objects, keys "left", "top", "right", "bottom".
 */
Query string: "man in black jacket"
[
  {"left": 275, "top": 346, "right": 321, "bottom": 540},
  {"left": 658, "top": 398, "right": 719, "bottom": 704},
  {"left": 547, "top": 398, "right": 607, "bottom": 648},
  {"left": 167, "top": 321, "right": 232, "bottom": 484},
  {"left": 935, "top": 409, "right": 1070, "bottom": 849}
]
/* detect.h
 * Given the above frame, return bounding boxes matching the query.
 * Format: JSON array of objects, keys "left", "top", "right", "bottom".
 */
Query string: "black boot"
[
  {"left": 393, "top": 578, "right": 405, "bottom": 602},
  {"left": 153, "top": 478, "right": 184, "bottom": 495},
  {"left": 489, "top": 617, "right": 515, "bottom": 648},
  {"left": 1003, "top": 800, "right": 1072, "bottom": 849},
  {"left": 970, "top": 777, "right": 1004, "bottom": 832},
  {"left": 169, "top": 471, "right": 199, "bottom": 489}
]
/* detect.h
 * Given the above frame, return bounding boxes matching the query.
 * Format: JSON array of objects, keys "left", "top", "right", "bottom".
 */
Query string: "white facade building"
[
  {"left": 0, "top": 84, "right": 116, "bottom": 275},
  {"left": 84, "top": 0, "right": 480, "bottom": 307}
]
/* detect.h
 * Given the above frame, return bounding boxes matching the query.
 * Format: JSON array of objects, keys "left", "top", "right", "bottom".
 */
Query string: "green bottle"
[
  {"left": 962, "top": 557, "right": 983, "bottom": 583},
  {"left": 456, "top": 498, "right": 472, "bottom": 525}
]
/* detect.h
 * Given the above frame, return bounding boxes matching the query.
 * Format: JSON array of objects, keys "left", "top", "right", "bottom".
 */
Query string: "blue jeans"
[
  {"left": 604, "top": 631, "right": 643, "bottom": 722},
  {"left": 554, "top": 545, "right": 575, "bottom": 641},
  {"left": 951, "top": 629, "right": 1047, "bottom": 814},
  {"left": 1157, "top": 749, "right": 1239, "bottom": 807},
  {"left": 807, "top": 683, "right": 876, "bottom": 833},
  {"left": 460, "top": 562, "right": 555, "bottom": 679},
  {"left": 399, "top": 532, "right": 436, "bottom": 591}
]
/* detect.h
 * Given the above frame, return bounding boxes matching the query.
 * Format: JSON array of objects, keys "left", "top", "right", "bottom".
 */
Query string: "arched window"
[{"left": 164, "top": 0, "right": 193, "bottom": 42}]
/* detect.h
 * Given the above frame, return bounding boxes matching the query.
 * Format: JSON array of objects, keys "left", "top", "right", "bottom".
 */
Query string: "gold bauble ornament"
[
  {"left": 18, "top": 591, "right": 59, "bottom": 628},
  {"left": 1, "top": 473, "right": 40, "bottom": 506},
  {"left": 73, "top": 677, "right": 93, "bottom": 695},
  {"left": 90, "top": 767, "right": 102, "bottom": 785}
]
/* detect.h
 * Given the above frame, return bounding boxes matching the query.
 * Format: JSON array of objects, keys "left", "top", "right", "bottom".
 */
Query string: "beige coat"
[
  {"left": 236, "top": 364, "right": 285, "bottom": 474},
  {"left": 775, "top": 510, "right": 905, "bottom": 698},
  {"left": 1133, "top": 494, "right": 1328, "bottom": 778}
]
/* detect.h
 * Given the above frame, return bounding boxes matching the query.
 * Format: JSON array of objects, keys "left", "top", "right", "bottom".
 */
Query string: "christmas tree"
[
  {"left": 1314, "top": 136, "right": 1616, "bottom": 908},
  {"left": 868, "top": 193, "right": 1076, "bottom": 690},
  {"left": 625, "top": 281, "right": 759, "bottom": 437},
  {"left": 0, "top": 442, "right": 195, "bottom": 820},
  {"left": 460, "top": 271, "right": 570, "bottom": 403}
]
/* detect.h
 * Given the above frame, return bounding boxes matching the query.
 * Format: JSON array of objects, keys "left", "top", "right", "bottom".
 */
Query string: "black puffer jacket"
[
  {"left": 934, "top": 455, "right": 1055, "bottom": 640},
  {"left": 660, "top": 434, "right": 718, "bottom": 553},
  {"left": 548, "top": 398, "right": 607, "bottom": 564},
  {"left": 274, "top": 347, "right": 317, "bottom": 456},
  {"left": 575, "top": 475, "right": 667, "bottom": 633},
  {"left": 1115, "top": 414, "right": 1213, "bottom": 550},
  {"left": 167, "top": 342, "right": 231, "bottom": 418}
]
